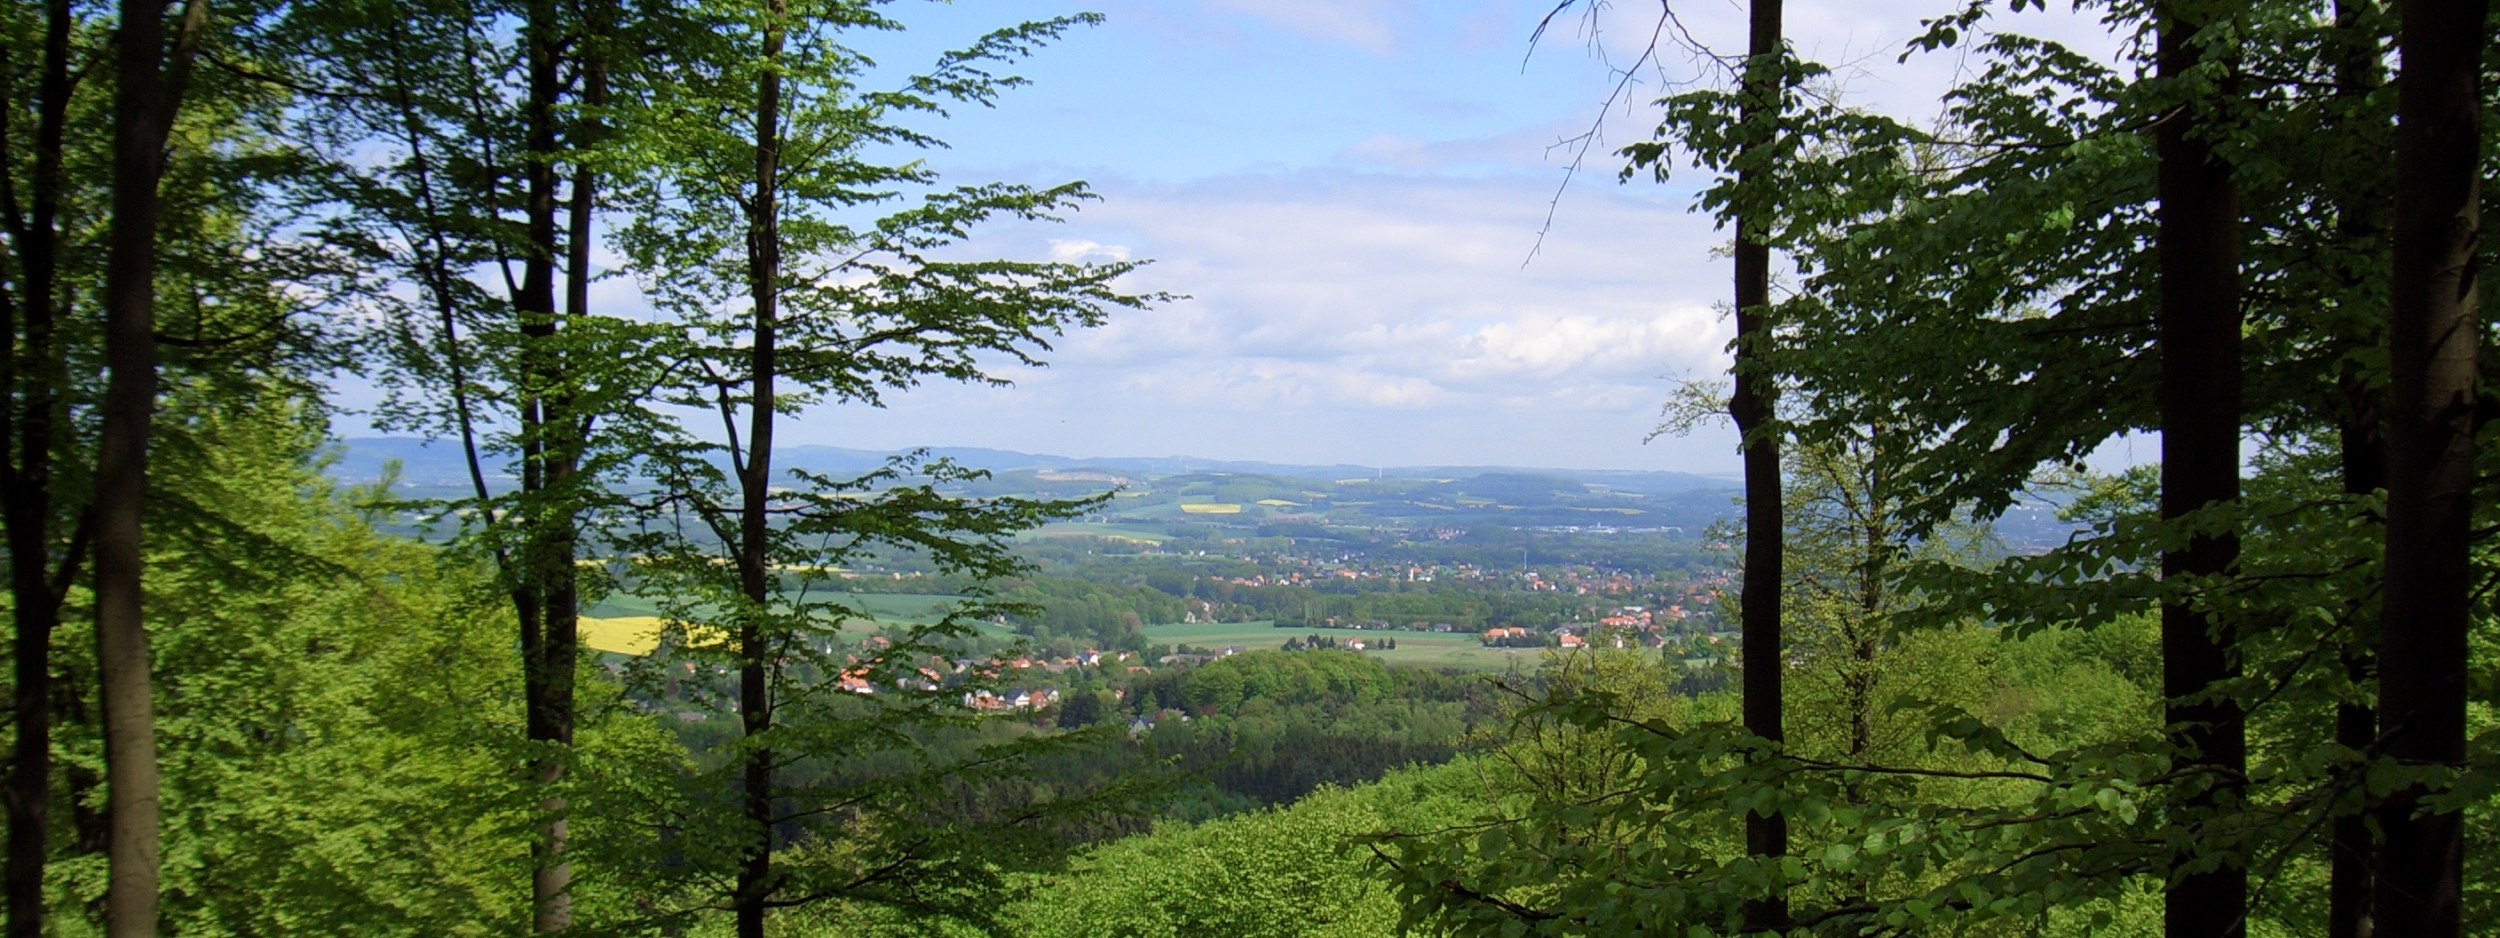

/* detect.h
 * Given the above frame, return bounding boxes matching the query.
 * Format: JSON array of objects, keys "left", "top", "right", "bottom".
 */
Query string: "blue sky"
[{"left": 555, "top": 1, "right": 2125, "bottom": 474}]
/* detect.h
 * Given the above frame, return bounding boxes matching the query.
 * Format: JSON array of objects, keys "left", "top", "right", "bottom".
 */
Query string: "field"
[
  {"left": 1178, "top": 503, "right": 1243, "bottom": 515},
  {"left": 579, "top": 592, "right": 972, "bottom": 655},
  {"left": 1143, "top": 620, "right": 1537, "bottom": 672}
]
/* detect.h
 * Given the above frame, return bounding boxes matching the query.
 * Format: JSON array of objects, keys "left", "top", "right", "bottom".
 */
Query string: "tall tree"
[
  {"left": 2374, "top": 0, "right": 2483, "bottom": 933},
  {"left": 7, "top": 2, "right": 319, "bottom": 931},
  {"left": 95, "top": 0, "right": 214, "bottom": 932},
  {"left": 2321, "top": 3, "right": 2392, "bottom": 933},
  {"left": 1730, "top": 0, "right": 1788, "bottom": 929},
  {"left": 0, "top": 1, "right": 87, "bottom": 932},
  {"left": 301, "top": 0, "right": 632, "bottom": 924},
  {"left": 612, "top": 5, "right": 1151, "bottom": 934},
  {"left": 2152, "top": 2, "right": 2247, "bottom": 936}
]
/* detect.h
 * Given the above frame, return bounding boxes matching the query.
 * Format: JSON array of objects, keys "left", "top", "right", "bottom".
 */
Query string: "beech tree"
[
  {"left": 607, "top": 5, "right": 1154, "bottom": 934},
  {"left": 2317, "top": 5, "right": 2392, "bottom": 934},
  {"left": 3, "top": 1, "right": 319, "bottom": 933},
  {"left": 1, "top": 3, "right": 96, "bottom": 930},
  {"left": 2151, "top": 2, "right": 2247, "bottom": 933},
  {"left": 1729, "top": 1, "right": 1790, "bottom": 929},
  {"left": 299, "top": 0, "right": 643, "bottom": 925},
  {"left": 2375, "top": 0, "right": 2483, "bottom": 932}
]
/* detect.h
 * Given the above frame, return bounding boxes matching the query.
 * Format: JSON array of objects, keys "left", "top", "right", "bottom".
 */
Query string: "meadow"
[
  {"left": 1022, "top": 522, "right": 1171, "bottom": 544},
  {"left": 1144, "top": 620, "right": 1535, "bottom": 672}
]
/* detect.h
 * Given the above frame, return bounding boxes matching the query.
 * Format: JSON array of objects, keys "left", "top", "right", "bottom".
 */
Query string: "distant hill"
[
  {"left": 326, "top": 437, "right": 2078, "bottom": 551},
  {"left": 328, "top": 437, "right": 1737, "bottom": 496}
]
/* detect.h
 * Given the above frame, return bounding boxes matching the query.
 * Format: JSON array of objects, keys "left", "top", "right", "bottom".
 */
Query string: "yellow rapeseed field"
[{"left": 578, "top": 616, "right": 729, "bottom": 656}]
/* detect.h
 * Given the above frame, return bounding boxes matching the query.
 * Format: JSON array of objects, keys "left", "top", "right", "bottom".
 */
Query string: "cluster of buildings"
[
  {"left": 823, "top": 648, "right": 1143, "bottom": 702},
  {"left": 1480, "top": 602, "right": 1728, "bottom": 650},
  {"left": 961, "top": 687, "right": 1062, "bottom": 712}
]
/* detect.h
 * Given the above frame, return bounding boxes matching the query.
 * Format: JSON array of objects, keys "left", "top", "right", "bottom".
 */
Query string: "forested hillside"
[{"left": 0, "top": 0, "right": 2494, "bottom": 937}]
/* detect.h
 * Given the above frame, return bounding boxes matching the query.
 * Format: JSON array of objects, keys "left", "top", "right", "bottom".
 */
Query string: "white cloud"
[
  {"left": 846, "top": 163, "right": 1738, "bottom": 469},
  {"left": 1047, "top": 238, "right": 1133, "bottom": 263}
]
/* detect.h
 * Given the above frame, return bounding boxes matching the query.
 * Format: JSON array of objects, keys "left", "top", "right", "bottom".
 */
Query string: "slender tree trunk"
[
  {"left": 2325, "top": 3, "right": 2389, "bottom": 934},
  {"left": 1731, "top": 0, "right": 1785, "bottom": 930},
  {"left": 2330, "top": 395, "right": 2381, "bottom": 938},
  {"left": 94, "top": 0, "right": 202, "bottom": 930},
  {"left": 2, "top": 527, "right": 58, "bottom": 938},
  {"left": 2, "top": 2, "right": 75, "bottom": 932},
  {"left": 2154, "top": 5, "right": 2246, "bottom": 937},
  {"left": 2374, "top": 0, "right": 2482, "bottom": 934},
  {"left": 735, "top": 7, "right": 787, "bottom": 937},
  {"left": 513, "top": 1, "right": 583, "bottom": 930},
  {"left": 525, "top": 0, "right": 614, "bottom": 926},
  {"left": 1844, "top": 475, "right": 1882, "bottom": 768}
]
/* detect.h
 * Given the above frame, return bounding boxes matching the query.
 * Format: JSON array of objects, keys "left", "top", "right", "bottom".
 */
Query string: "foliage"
[
  {"left": 582, "top": 2, "right": 1161, "bottom": 930},
  {"left": 1378, "top": 0, "right": 2500, "bottom": 933},
  {"left": 1011, "top": 758, "right": 1487, "bottom": 938}
]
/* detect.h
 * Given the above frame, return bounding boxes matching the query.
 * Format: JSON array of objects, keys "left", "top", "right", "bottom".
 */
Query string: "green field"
[{"left": 1144, "top": 620, "right": 1536, "bottom": 672}]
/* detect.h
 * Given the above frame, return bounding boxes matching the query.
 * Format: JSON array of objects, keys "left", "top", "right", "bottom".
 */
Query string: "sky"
[{"left": 426, "top": 1, "right": 2134, "bottom": 474}]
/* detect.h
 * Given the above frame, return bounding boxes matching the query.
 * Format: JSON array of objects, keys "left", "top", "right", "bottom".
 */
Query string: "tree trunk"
[
  {"left": 2154, "top": 5, "right": 2246, "bottom": 937},
  {"left": 735, "top": 6, "right": 788, "bottom": 937},
  {"left": 94, "top": 0, "right": 200, "bottom": 930},
  {"left": 2374, "top": 0, "right": 2482, "bottom": 934},
  {"left": 1732, "top": 0, "right": 1785, "bottom": 930},
  {"left": 2, "top": 1, "right": 76, "bottom": 932},
  {"left": 2325, "top": 3, "right": 2389, "bottom": 934},
  {"left": 515, "top": 0, "right": 582, "bottom": 929}
]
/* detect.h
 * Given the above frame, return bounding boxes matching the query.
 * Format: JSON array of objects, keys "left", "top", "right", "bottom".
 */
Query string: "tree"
[
  {"left": 2151, "top": 1, "right": 2248, "bottom": 933},
  {"left": 1057, "top": 691, "right": 1105, "bottom": 730},
  {"left": 2374, "top": 0, "right": 2484, "bottom": 933},
  {"left": 1730, "top": 1, "right": 1791, "bottom": 926},
  {"left": 5, "top": 1, "right": 324, "bottom": 929},
  {"left": 608, "top": 5, "right": 1155, "bottom": 934},
  {"left": 298, "top": 0, "right": 642, "bottom": 924},
  {"left": 1, "top": 3, "right": 98, "bottom": 930},
  {"left": 2318, "top": 5, "right": 2394, "bottom": 933},
  {"left": 97, "top": 0, "right": 273, "bottom": 932}
]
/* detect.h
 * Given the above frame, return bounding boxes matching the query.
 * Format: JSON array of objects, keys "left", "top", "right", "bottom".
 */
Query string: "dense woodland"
[{"left": 1, "top": 0, "right": 2497, "bottom": 936}]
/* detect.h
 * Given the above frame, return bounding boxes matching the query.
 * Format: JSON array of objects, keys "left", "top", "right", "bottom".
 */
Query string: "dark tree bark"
[
  {"left": 94, "top": 0, "right": 208, "bottom": 932},
  {"left": 512, "top": 0, "right": 593, "bottom": 929},
  {"left": 1731, "top": 0, "right": 1785, "bottom": 930},
  {"left": 2325, "top": 3, "right": 2390, "bottom": 935},
  {"left": 734, "top": 5, "right": 788, "bottom": 936},
  {"left": 1, "top": 2, "right": 78, "bottom": 934},
  {"left": 2154, "top": 4, "right": 2247, "bottom": 938},
  {"left": 528, "top": 1, "right": 610, "bottom": 927},
  {"left": 2374, "top": 0, "right": 2482, "bottom": 934}
]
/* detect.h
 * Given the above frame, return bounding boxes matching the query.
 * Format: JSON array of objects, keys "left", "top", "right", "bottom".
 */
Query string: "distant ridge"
[{"left": 328, "top": 436, "right": 1738, "bottom": 497}]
